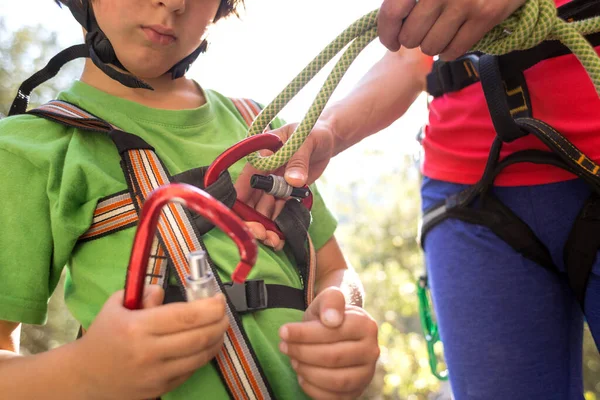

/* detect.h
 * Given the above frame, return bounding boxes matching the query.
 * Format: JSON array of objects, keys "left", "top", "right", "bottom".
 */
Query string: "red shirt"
[{"left": 422, "top": 0, "right": 600, "bottom": 186}]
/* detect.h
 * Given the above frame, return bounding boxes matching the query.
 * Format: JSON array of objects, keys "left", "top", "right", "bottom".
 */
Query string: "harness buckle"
[{"left": 223, "top": 279, "right": 269, "bottom": 314}]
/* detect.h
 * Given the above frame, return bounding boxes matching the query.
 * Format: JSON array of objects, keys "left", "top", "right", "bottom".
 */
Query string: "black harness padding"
[
  {"left": 275, "top": 200, "right": 312, "bottom": 307},
  {"left": 172, "top": 168, "right": 237, "bottom": 235},
  {"left": 9, "top": 45, "right": 89, "bottom": 116}
]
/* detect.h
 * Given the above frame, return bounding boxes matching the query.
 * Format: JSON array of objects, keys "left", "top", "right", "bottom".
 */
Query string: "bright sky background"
[{"left": 0, "top": 0, "right": 428, "bottom": 190}]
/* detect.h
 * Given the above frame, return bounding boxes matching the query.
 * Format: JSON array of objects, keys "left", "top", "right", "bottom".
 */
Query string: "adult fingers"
[
  {"left": 398, "top": 0, "right": 443, "bottom": 49},
  {"left": 420, "top": 5, "right": 467, "bottom": 56},
  {"left": 378, "top": 0, "right": 417, "bottom": 51},
  {"left": 439, "top": 19, "right": 493, "bottom": 60}
]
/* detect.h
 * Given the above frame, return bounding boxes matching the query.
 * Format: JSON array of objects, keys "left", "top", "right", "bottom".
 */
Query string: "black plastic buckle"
[
  {"left": 435, "top": 62, "right": 454, "bottom": 94},
  {"left": 223, "top": 279, "right": 268, "bottom": 314}
]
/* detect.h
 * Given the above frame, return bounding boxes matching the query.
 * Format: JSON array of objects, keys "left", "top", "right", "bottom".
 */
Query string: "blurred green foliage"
[{"left": 0, "top": 18, "right": 81, "bottom": 116}]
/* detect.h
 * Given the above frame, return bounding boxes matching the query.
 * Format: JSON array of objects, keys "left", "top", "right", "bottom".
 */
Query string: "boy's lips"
[{"left": 141, "top": 25, "right": 177, "bottom": 45}]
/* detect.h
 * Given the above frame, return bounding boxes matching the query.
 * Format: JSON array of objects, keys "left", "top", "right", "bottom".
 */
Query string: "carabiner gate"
[{"left": 417, "top": 274, "right": 449, "bottom": 381}]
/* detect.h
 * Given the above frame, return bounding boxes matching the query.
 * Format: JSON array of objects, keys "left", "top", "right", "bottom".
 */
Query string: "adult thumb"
[
  {"left": 141, "top": 284, "right": 165, "bottom": 309},
  {"left": 305, "top": 287, "right": 346, "bottom": 328},
  {"left": 284, "top": 138, "right": 314, "bottom": 187}
]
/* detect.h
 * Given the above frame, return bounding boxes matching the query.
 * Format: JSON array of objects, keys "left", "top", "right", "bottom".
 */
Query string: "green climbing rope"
[{"left": 246, "top": 0, "right": 600, "bottom": 171}]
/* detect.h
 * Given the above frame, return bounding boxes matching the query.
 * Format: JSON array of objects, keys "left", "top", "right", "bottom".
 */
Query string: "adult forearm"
[
  {"left": 0, "top": 343, "right": 92, "bottom": 399},
  {"left": 322, "top": 48, "right": 432, "bottom": 155}
]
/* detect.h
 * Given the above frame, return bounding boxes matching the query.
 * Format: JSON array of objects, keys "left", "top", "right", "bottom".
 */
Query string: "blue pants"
[{"left": 421, "top": 177, "right": 600, "bottom": 400}]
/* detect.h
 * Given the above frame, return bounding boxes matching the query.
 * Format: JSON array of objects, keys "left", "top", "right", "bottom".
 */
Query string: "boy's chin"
[
  {"left": 124, "top": 65, "right": 176, "bottom": 82},
  {"left": 117, "top": 57, "right": 179, "bottom": 82}
]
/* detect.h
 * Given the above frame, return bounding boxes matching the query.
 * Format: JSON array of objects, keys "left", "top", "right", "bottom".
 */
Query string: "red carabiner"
[
  {"left": 205, "top": 133, "right": 313, "bottom": 240},
  {"left": 123, "top": 183, "right": 257, "bottom": 310}
]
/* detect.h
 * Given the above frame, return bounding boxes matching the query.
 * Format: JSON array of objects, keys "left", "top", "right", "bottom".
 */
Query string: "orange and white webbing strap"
[{"left": 124, "top": 148, "right": 273, "bottom": 400}]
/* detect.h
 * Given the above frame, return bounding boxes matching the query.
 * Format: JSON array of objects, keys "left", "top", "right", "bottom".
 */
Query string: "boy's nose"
[{"left": 155, "top": 0, "right": 186, "bottom": 14}]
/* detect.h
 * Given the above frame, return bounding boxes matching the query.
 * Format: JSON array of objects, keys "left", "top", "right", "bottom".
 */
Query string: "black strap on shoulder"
[
  {"left": 10, "top": 45, "right": 89, "bottom": 116},
  {"left": 564, "top": 193, "right": 600, "bottom": 307},
  {"left": 173, "top": 167, "right": 237, "bottom": 235}
]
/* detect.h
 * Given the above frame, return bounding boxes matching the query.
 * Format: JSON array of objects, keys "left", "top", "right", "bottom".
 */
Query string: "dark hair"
[{"left": 55, "top": 0, "right": 245, "bottom": 21}]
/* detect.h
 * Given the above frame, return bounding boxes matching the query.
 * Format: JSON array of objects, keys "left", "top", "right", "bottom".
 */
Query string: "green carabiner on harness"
[{"left": 417, "top": 275, "right": 449, "bottom": 381}]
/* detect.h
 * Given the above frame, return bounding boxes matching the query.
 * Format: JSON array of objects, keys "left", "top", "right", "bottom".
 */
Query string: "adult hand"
[
  {"left": 234, "top": 120, "right": 335, "bottom": 250},
  {"left": 73, "top": 286, "right": 229, "bottom": 400},
  {"left": 378, "top": 0, "right": 528, "bottom": 60},
  {"left": 279, "top": 287, "right": 380, "bottom": 399}
]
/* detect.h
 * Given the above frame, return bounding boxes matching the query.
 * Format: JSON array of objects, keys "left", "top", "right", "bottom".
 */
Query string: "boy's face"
[{"left": 92, "top": 0, "right": 220, "bottom": 79}]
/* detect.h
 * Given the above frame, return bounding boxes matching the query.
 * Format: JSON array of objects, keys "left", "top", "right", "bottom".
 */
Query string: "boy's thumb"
[
  {"left": 141, "top": 285, "right": 165, "bottom": 309},
  {"left": 306, "top": 287, "right": 346, "bottom": 328}
]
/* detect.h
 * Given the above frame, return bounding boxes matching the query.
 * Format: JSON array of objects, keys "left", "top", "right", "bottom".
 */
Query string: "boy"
[{"left": 0, "top": 1, "right": 379, "bottom": 399}]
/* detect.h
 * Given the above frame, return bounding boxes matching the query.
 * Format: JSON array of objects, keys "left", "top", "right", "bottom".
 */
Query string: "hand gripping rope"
[{"left": 245, "top": 1, "right": 600, "bottom": 173}]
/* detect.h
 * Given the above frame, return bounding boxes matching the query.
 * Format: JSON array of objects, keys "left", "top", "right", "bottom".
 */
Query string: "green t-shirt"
[{"left": 0, "top": 81, "right": 337, "bottom": 399}]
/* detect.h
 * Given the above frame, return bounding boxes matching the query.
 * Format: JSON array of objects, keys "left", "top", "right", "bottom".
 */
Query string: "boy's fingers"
[
  {"left": 294, "top": 362, "right": 375, "bottom": 397},
  {"left": 281, "top": 309, "right": 377, "bottom": 344},
  {"left": 255, "top": 193, "right": 277, "bottom": 219},
  {"left": 142, "top": 284, "right": 165, "bottom": 309},
  {"left": 245, "top": 221, "right": 267, "bottom": 241},
  {"left": 280, "top": 319, "right": 361, "bottom": 344},
  {"left": 137, "top": 293, "right": 227, "bottom": 335},
  {"left": 163, "top": 337, "right": 226, "bottom": 379},
  {"left": 157, "top": 315, "right": 229, "bottom": 360},
  {"left": 296, "top": 373, "right": 359, "bottom": 400},
  {"left": 280, "top": 340, "right": 378, "bottom": 368}
]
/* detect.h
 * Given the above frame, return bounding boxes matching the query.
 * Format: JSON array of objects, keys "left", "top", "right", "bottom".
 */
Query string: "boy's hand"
[
  {"left": 73, "top": 285, "right": 229, "bottom": 400},
  {"left": 278, "top": 288, "right": 379, "bottom": 399}
]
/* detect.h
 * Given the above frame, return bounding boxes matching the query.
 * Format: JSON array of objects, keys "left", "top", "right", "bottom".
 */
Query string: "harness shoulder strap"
[{"left": 28, "top": 100, "right": 275, "bottom": 400}]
